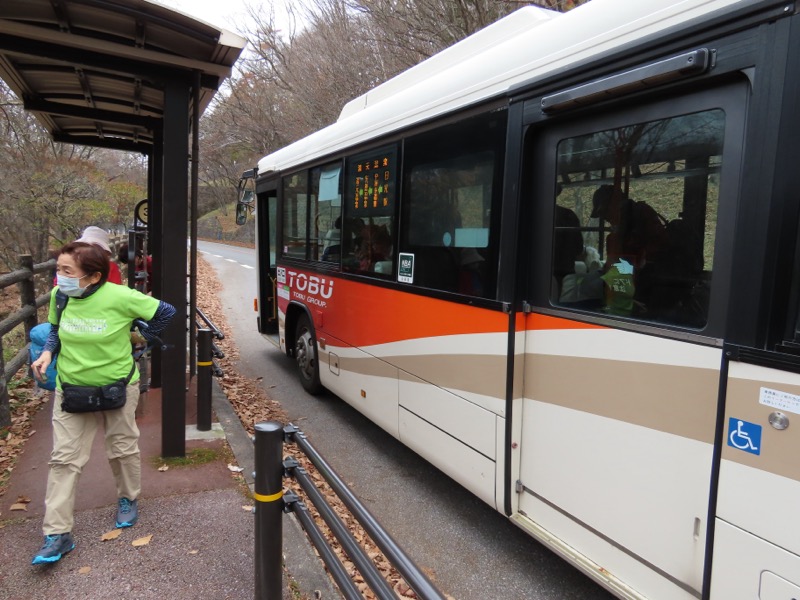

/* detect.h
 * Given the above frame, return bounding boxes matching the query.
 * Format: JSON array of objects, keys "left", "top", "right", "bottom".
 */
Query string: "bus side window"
[
  {"left": 341, "top": 146, "right": 398, "bottom": 277},
  {"left": 311, "top": 162, "right": 343, "bottom": 264},
  {"left": 281, "top": 171, "right": 309, "bottom": 260},
  {"left": 400, "top": 111, "right": 505, "bottom": 298},
  {"left": 552, "top": 109, "right": 724, "bottom": 329}
]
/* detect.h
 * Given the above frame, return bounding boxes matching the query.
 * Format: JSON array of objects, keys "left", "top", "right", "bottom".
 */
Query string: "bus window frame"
[
  {"left": 340, "top": 143, "right": 400, "bottom": 278},
  {"left": 398, "top": 109, "right": 507, "bottom": 299},
  {"left": 524, "top": 78, "right": 749, "bottom": 341}
]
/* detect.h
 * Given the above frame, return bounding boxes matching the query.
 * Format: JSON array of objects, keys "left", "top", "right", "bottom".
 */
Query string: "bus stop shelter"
[{"left": 0, "top": 0, "right": 245, "bottom": 456}]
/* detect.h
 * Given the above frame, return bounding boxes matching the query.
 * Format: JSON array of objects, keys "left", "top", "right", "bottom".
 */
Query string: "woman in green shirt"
[{"left": 30, "top": 242, "right": 175, "bottom": 565}]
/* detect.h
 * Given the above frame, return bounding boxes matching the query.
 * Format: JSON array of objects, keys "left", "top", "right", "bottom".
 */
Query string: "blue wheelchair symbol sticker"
[{"left": 727, "top": 418, "right": 762, "bottom": 455}]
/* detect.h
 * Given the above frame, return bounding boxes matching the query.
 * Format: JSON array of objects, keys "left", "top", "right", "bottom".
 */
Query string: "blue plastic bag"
[{"left": 29, "top": 323, "right": 57, "bottom": 391}]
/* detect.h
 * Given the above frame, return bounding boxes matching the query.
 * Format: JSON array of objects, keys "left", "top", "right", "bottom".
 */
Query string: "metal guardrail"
[
  {"left": 195, "top": 308, "right": 225, "bottom": 432},
  {"left": 196, "top": 306, "right": 224, "bottom": 377},
  {"left": 253, "top": 422, "right": 447, "bottom": 600}
]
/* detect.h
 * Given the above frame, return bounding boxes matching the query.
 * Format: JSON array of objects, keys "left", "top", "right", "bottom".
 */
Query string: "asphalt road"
[{"left": 197, "top": 240, "right": 615, "bottom": 600}]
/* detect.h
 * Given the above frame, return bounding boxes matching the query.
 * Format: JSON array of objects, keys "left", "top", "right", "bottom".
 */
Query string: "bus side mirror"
[{"left": 235, "top": 202, "right": 248, "bottom": 225}]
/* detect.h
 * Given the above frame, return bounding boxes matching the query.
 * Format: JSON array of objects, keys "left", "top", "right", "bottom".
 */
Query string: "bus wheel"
[{"left": 295, "top": 314, "right": 322, "bottom": 395}]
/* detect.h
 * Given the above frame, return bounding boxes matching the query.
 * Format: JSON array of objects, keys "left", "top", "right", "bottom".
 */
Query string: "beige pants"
[{"left": 43, "top": 382, "right": 141, "bottom": 535}]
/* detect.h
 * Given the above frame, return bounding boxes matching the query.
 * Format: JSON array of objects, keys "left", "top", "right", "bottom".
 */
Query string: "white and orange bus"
[{"left": 236, "top": 0, "right": 800, "bottom": 597}]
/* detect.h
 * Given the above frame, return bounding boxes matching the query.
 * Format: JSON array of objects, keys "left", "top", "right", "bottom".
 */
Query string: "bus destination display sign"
[{"left": 347, "top": 146, "right": 397, "bottom": 217}]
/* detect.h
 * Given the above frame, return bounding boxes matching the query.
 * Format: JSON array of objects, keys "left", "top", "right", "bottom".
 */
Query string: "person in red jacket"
[{"left": 76, "top": 226, "right": 122, "bottom": 285}]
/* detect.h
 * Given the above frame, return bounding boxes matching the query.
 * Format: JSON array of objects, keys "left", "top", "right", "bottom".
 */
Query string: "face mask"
[{"left": 57, "top": 273, "right": 90, "bottom": 297}]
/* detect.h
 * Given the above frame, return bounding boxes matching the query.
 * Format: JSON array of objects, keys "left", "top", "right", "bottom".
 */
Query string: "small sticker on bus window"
[
  {"left": 759, "top": 387, "right": 800, "bottom": 415},
  {"left": 398, "top": 253, "right": 414, "bottom": 284}
]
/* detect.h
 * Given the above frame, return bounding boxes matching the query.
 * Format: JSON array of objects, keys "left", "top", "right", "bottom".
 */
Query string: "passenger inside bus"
[
  {"left": 356, "top": 223, "right": 392, "bottom": 272},
  {"left": 590, "top": 184, "right": 669, "bottom": 269},
  {"left": 557, "top": 181, "right": 709, "bottom": 324},
  {"left": 321, "top": 216, "right": 342, "bottom": 262}
]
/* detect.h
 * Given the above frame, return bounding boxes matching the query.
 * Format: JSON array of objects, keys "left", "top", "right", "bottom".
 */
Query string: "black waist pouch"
[{"left": 61, "top": 363, "right": 135, "bottom": 413}]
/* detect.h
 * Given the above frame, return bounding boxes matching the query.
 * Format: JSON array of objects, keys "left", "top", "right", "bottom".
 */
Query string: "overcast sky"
[{"left": 152, "top": 0, "right": 294, "bottom": 35}]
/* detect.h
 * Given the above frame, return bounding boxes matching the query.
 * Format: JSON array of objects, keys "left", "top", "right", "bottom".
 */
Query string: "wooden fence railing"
[
  {"left": 0, "top": 235, "right": 125, "bottom": 428},
  {"left": 0, "top": 255, "right": 56, "bottom": 428}
]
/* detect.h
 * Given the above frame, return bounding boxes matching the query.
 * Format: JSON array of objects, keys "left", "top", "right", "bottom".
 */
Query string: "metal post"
[
  {"left": 196, "top": 329, "right": 212, "bottom": 431},
  {"left": 254, "top": 422, "right": 284, "bottom": 600}
]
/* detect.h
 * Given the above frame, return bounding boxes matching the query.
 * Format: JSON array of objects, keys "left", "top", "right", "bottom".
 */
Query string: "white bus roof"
[{"left": 257, "top": 0, "right": 765, "bottom": 175}]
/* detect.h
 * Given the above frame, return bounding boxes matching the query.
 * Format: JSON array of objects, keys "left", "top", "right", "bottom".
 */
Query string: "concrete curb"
[{"left": 211, "top": 379, "right": 340, "bottom": 599}]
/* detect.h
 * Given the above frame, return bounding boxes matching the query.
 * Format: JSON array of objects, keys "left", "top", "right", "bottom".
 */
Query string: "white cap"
[{"left": 77, "top": 226, "right": 110, "bottom": 253}]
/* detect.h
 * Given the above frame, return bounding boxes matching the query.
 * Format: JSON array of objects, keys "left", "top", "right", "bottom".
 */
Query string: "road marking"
[
  {"left": 212, "top": 254, "right": 223, "bottom": 258},
  {"left": 225, "top": 259, "right": 237, "bottom": 263},
  {"left": 241, "top": 265, "right": 254, "bottom": 270}
]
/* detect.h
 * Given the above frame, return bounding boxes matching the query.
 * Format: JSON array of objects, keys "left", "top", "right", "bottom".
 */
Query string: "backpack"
[{"left": 28, "top": 290, "right": 68, "bottom": 391}]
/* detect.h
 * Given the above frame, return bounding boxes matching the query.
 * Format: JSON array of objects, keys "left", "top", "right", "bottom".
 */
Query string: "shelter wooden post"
[{"left": 160, "top": 78, "right": 190, "bottom": 457}]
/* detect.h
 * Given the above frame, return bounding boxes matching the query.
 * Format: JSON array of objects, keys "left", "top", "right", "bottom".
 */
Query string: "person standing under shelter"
[
  {"left": 77, "top": 226, "right": 123, "bottom": 285},
  {"left": 29, "top": 242, "right": 175, "bottom": 565}
]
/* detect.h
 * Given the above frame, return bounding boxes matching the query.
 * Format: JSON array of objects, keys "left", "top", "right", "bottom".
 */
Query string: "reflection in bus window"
[
  {"left": 311, "top": 163, "right": 342, "bottom": 263},
  {"left": 401, "top": 111, "right": 505, "bottom": 298},
  {"left": 281, "top": 171, "right": 309, "bottom": 259},
  {"left": 553, "top": 109, "right": 724, "bottom": 328}
]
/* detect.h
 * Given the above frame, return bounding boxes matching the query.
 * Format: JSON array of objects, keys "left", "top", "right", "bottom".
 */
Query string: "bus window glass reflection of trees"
[
  {"left": 552, "top": 110, "right": 724, "bottom": 328},
  {"left": 401, "top": 111, "right": 506, "bottom": 298}
]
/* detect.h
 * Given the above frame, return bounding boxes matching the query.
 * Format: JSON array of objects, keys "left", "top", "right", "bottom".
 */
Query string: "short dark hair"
[{"left": 60, "top": 241, "right": 110, "bottom": 284}]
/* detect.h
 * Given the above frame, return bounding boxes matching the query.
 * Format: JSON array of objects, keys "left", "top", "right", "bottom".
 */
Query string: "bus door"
[
  {"left": 256, "top": 181, "right": 279, "bottom": 343},
  {"left": 514, "top": 82, "right": 747, "bottom": 599},
  {"left": 709, "top": 208, "right": 800, "bottom": 593},
  {"left": 710, "top": 346, "right": 800, "bottom": 597}
]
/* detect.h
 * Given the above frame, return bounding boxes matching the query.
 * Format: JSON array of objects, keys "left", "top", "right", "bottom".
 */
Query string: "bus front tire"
[{"left": 295, "top": 314, "right": 323, "bottom": 395}]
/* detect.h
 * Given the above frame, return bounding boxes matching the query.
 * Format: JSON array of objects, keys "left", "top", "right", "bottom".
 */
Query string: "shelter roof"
[{"left": 0, "top": 0, "right": 245, "bottom": 153}]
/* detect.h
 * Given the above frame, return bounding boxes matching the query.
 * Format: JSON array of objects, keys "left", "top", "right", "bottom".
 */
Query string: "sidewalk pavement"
[{"left": 0, "top": 378, "right": 339, "bottom": 600}]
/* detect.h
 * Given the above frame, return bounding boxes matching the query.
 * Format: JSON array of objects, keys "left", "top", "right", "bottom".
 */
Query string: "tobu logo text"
[{"left": 287, "top": 271, "right": 334, "bottom": 301}]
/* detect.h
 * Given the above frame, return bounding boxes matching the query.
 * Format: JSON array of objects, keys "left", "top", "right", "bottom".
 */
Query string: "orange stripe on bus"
[{"left": 326, "top": 278, "right": 507, "bottom": 346}]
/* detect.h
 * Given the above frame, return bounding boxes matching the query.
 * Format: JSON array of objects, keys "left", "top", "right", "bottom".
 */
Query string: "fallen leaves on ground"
[
  {"left": 10, "top": 494, "right": 31, "bottom": 510},
  {"left": 78, "top": 566, "right": 92, "bottom": 575},
  {"left": 0, "top": 378, "right": 50, "bottom": 500},
  {"left": 157, "top": 464, "right": 169, "bottom": 472},
  {"left": 197, "top": 257, "right": 426, "bottom": 599},
  {"left": 131, "top": 534, "right": 153, "bottom": 547},
  {"left": 227, "top": 463, "right": 243, "bottom": 473},
  {"left": 100, "top": 529, "right": 123, "bottom": 541}
]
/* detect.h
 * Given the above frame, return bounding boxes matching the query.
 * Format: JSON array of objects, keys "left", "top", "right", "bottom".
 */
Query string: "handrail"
[{"left": 252, "top": 421, "right": 447, "bottom": 600}]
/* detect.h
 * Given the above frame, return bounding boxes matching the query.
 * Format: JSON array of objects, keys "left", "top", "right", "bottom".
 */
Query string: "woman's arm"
[
  {"left": 43, "top": 324, "right": 61, "bottom": 354},
  {"left": 139, "top": 301, "right": 176, "bottom": 343}
]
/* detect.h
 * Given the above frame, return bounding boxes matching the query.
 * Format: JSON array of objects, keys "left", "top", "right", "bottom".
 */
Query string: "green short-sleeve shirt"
[{"left": 49, "top": 283, "right": 160, "bottom": 388}]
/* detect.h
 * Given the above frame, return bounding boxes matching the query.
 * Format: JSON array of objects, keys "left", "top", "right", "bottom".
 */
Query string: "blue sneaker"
[
  {"left": 116, "top": 497, "right": 138, "bottom": 528},
  {"left": 32, "top": 533, "right": 75, "bottom": 565}
]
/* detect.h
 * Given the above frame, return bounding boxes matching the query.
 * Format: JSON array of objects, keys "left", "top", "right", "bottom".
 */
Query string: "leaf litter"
[{"left": 197, "top": 256, "right": 428, "bottom": 598}]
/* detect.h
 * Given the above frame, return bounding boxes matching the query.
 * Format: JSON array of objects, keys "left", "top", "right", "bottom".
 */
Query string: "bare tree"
[{"left": 0, "top": 83, "right": 145, "bottom": 267}]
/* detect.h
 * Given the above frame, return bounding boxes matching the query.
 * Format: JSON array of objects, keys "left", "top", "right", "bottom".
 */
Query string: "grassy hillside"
[{"left": 197, "top": 204, "right": 254, "bottom": 245}]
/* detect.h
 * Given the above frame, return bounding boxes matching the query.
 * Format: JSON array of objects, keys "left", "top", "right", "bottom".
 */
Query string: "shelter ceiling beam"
[
  {"left": 52, "top": 132, "right": 149, "bottom": 153},
  {"left": 27, "top": 92, "right": 160, "bottom": 115},
  {"left": 23, "top": 97, "right": 157, "bottom": 128}
]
